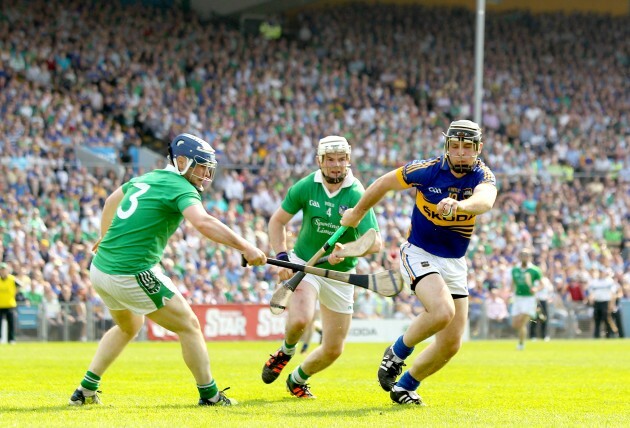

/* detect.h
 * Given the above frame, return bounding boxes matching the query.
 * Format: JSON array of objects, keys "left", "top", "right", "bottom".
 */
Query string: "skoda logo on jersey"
[
  {"left": 338, "top": 205, "right": 348, "bottom": 215},
  {"left": 428, "top": 187, "right": 442, "bottom": 194}
]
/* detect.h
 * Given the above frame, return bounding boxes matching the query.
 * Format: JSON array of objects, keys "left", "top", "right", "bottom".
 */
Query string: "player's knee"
[
  {"left": 117, "top": 322, "right": 142, "bottom": 339},
  {"left": 291, "top": 315, "right": 312, "bottom": 332},
  {"left": 441, "top": 338, "right": 462, "bottom": 358},
  {"left": 433, "top": 304, "right": 456, "bottom": 329},
  {"left": 172, "top": 314, "right": 202, "bottom": 335},
  {"left": 321, "top": 343, "right": 344, "bottom": 361},
  {"left": 511, "top": 316, "right": 522, "bottom": 329},
  {"left": 181, "top": 314, "right": 202, "bottom": 333}
]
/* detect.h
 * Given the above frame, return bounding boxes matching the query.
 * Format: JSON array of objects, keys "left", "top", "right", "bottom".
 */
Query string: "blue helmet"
[{"left": 168, "top": 133, "right": 217, "bottom": 190}]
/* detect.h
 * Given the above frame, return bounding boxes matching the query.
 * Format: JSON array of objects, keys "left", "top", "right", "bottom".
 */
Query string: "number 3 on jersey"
[{"left": 117, "top": 183, "right": 150, "bottom": 219}]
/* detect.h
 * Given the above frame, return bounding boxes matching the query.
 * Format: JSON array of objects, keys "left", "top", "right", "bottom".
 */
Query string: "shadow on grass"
[
  {"left": 3, "top": 404, "right": 115, "bottom": 413},
  {"left": 3, "top": 398, "right": 415, "bottom": 415},
  {"left": 289, "top": 406, "right": 411, "bottom": 418}
]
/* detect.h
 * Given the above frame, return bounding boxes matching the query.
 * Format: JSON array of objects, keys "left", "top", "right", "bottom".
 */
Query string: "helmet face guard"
[
  {"left": 168, "top": 133, "right": 218, "bottom": 191},
  {"left": 188, "top": 154, "right": 217, "bottom": 189},
  {"left": 317, "top": 136, "right": 351, "bottom": 184},
  {"left": 442, "top": 120, "right": 482, "bottom": 174}
]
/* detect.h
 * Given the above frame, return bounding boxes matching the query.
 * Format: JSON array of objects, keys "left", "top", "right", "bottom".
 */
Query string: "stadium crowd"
[{"left": 0, "top": 0, "right": 628, "bottom": 341}]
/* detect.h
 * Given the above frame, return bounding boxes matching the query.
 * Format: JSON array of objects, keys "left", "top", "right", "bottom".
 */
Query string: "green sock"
[
  {"left": 198, "top": 379, "right": 219, "bottom": 400},
  {"left": 291, "top": 366, "right": 310, "bottom": 384},
  {"left": 282, "top": 340, "right": 297, "bottom": 355},
  {"left": 80, "top": 371, "right": 101, "bottom": 392}
]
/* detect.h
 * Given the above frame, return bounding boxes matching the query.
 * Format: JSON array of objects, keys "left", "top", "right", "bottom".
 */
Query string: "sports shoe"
[
  {"left": 390, "top": 388, "right": 425, "bottom": 405},
  {"left": 378, "top": 346, "right": 405, "bottom": 392},
  {"left": 68, "top": 388, "right": 101, "bottom": 406},
  {"left": 262, "top": 349, "right": 293, "bottom": 384},
  {"left": 198, "top": 388, "right": 237, "bottom": 406},
  {"left": 286, "top": 375, "right": 316, "bottom": 399}
]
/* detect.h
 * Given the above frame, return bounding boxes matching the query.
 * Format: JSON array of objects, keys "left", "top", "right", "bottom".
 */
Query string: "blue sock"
[
  {"left": 397, "top": 371, "right": 421, "bottom": 391},
  {"left": 392, "top": 335, "right": 414, "bottom": 360}
]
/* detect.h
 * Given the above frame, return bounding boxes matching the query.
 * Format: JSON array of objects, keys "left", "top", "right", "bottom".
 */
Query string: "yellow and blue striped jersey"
[{"left": 396, "top": 157, "right": 496, "bottom": 258}]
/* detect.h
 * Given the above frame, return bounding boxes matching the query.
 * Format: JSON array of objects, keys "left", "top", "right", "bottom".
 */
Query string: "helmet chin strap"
[
  {"left": 321, "top": 164, "right": 349, "bottom": 184},
  {"left": 323, "top": 173, "right": 346, "bottom": 184},
  {"left": 447, "top": 157, "right": 475, "bottom": 174}
]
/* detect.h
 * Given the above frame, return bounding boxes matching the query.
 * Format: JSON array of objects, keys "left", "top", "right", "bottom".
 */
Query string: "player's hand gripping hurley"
[
  {"left": 266, "top": 226, "right": 346, "bottom": 315},
  {"left": 268, "top": 228, "right": 379, "bottom": 314},
  {"left": 250, "top": 255, "right": 403, "bottom": 298},
  {"left": 241, "top": 228, "right": 401, "bottom": 313}
]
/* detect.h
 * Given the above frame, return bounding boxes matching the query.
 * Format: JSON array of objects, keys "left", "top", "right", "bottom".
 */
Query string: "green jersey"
[
  {"left": 511, "top": 264, "right": 543, "bottom": 296},
  {"left": 282, "top": 170, "right": 379, "bottom": 272},
  {"left": 93, "top": 168, "right": 201, "bottom": 274}
]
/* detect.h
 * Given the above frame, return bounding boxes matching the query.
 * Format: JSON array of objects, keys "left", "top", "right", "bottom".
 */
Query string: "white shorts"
[
  {"left": 90, "top": 264, "right": 178, "bottom": 315},
  {"left": 511, "top": 296, "right": 537, "bottom": 317},
  {"left": 399, "top": 242, "right": 468, "bottom": 296},
  {"left": 290, "top": 253, "right": 355, "bottom": 314}
]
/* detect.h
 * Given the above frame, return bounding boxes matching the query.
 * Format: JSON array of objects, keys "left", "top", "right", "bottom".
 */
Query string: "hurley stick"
[{"left": 267, "top": 226, "right": 348, "bottom": 314}]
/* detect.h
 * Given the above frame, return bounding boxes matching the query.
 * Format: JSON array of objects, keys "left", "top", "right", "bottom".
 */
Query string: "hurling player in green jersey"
[
  {"left": 510, "top": 247, "right": 544, "bottom": 350},
  {"left": 261, "top": 136, "right": 381, "bottom": 398},
  {"left": 69, "top": 133, "right": 266, "bottom": 407}
]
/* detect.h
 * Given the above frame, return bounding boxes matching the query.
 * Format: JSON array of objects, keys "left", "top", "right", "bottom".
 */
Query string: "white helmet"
[
  {"left": 317, "top": 136, "right": 351, "bottom": 184},
  {"left": 317, "top": 135, "right": 351, "bottom": 158}
]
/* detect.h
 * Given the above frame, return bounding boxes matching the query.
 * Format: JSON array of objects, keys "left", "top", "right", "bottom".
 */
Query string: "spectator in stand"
[
  {"left": 610, "top": 280, "right": 625, "bottom": 338},
  {"left": 467, "top": 276, "right": 485, "bottom": 337},
  {"left": 58, "top": 284, "right": 86, "bottom": 341},
  {"left": 0, "top": 262, "right": 21, "bottom": 344},
  {"left": 530, "top": 276, "right": 553, "bottom": 341},
  {"left": 486, "top": 285, "right": 509, "bottom": 339},
  {"left": 43, "top": 285, "right": 63, "bottom": 341},
  {"left": 354, "top": 290, "right": 380, "bottom": 319},
  {"left": 587, "top": 268, "right": 620, "bottom": 338},
  {"left": 564, "top": 275, "right": 589, "bottom": 335}
]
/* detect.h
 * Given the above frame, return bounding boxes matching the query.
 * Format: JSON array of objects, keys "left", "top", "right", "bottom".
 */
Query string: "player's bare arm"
[
  {"left": 100, "top": 186, "right": 124, "bottom": 236},
  {"left": 268, "top": 207, "right": 295, "bottom": 280},
  {"left": 341, "top": 170, "right": 407, "bottom": 228},
  {"left": 363, "top": 230, "right": 383, "bottom": 255},
  {"left": 92, "top": 186, "right": 125, "bottom": 253},
  {"left": 183, "top": 203, "right": 266, "bottom": 266},
  {"left": 329, "top": 229, "right": 382, "bottom": 265}
]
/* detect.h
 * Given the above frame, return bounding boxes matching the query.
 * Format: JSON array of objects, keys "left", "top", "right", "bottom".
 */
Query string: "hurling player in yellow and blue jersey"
[{"left": 341, "top": 120, "right": 497, "bottom": 405}]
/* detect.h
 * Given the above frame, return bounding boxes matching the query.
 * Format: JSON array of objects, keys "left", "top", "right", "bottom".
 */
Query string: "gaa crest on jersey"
[
  {"left": 338, "top": 205, "right": 348, "bottom": 216},
  {"left": 463, "top": 188, "right": 473, "bottom": 199}
]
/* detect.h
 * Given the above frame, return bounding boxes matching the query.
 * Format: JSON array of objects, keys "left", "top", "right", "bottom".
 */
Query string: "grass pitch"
[{"left": 0, "top": 339, "right": 628, "bottom": 427}]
